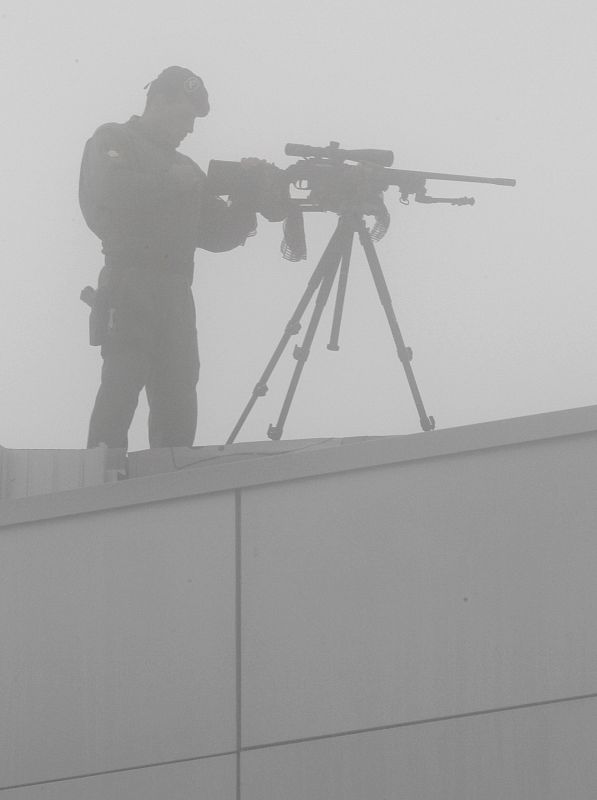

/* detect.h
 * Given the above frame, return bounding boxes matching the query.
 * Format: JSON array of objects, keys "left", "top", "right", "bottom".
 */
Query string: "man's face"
[{"left": 153, "top": 94, "right": 200, "bottom": 147}]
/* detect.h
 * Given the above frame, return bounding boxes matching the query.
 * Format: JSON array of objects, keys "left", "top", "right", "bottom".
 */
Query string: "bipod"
[{"left": 226, "top": 212, "right": 435, "bottom": 444}]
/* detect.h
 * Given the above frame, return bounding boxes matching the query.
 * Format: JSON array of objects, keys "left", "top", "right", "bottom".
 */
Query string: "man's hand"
[{"left": 240, "top": 159, "right": 290, "bottom": 222}]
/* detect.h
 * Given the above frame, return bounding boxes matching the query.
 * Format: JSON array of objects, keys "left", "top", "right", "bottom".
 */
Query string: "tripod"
[{"left": 226, "top": 211, "right": 435, "bottom": 444}]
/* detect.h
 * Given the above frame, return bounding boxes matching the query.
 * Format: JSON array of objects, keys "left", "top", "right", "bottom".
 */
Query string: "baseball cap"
[{"left": 145, "top": 66, "right": 210, "bottom": 117}]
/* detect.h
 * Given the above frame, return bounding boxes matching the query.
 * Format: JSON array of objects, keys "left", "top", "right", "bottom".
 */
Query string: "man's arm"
[{"left": 80, "top": 123, "right": 256, "bottom": 251}]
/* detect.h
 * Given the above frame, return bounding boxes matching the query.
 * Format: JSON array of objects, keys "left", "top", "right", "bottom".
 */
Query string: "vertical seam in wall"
[{"left": 235, "top": 489, "right": 242, "bottom": 800}]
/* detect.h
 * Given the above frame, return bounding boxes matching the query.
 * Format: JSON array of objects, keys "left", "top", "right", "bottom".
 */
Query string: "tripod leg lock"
[
  {"left": 293, "top": 345, "right": 310, "bottom": 363},
  {"left": 398, "top": 346, "right": 413, "bottom": 363},
  {"left": 286, "top": 321, "right": 301, "bottom": 336},
  {"left": 253, "top": 382, "right": 268, "bottom": 397},
  {"left": 267, "top": 424, "right": 282, "bottom": 441}
]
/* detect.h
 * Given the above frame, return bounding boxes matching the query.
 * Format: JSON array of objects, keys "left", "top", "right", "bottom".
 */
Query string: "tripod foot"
[
  {"left": 421, "top": 415, "right": 436, "bottom": 432},
  {"left": 267, "top": 424, "right": 283, "bottom": 441}
]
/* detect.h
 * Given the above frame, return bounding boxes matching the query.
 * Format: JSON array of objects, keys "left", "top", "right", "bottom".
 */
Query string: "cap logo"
[{"left": 184, "top": 76, "right": 202, "bottom": 95}]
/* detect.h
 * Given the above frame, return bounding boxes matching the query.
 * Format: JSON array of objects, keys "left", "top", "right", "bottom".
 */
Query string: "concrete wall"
[
  {"left": 2, "top": 413, "right": 597, "bottom": 798},
  {"left": 0, "top": 494, "right": 237, "bottom": 795}
]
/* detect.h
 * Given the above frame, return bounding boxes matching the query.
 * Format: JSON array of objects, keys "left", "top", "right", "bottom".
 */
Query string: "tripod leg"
[
  {"left": 357, "top": 221, "right": 436, "bottom": 432},
  {"left": 227, "top": 221, "right": 348, "bottom": 444},
  {"left": 327, "top": 229, "right": 354, "bottom": 351},
  {"left": 267, "top": 222, "right": 351, "bottom": 440}
]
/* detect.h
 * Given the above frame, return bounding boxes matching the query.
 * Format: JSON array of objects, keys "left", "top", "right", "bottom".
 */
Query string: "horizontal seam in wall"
[
  {"left": 0, "top": 750, "right": 237, "bottom": 793},
  {"left": 241, "top": 691, "right": 597, "bottom": 753},
  {"left": 4, "top": 692, "right": 597, "bottom": 791}
]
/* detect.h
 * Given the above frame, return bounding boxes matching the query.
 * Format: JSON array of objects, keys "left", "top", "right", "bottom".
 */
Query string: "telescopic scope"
[{"left": 284, "top": 141, "right": 394, "bottom": 167}]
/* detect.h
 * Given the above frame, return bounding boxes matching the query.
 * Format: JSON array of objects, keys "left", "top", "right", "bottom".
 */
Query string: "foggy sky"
[{"left": 2, "top": 0, "right": 596, "bottom": 451}]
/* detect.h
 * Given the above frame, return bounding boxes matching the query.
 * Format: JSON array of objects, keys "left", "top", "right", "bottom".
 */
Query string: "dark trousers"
[{"left": 87, "top": 269, "right": 200, "bottom": 450}]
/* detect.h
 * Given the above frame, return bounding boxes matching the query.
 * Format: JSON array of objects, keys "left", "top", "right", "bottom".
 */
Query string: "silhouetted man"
[{"left": 80, "top": 66, "right": 256, "bottom": 449}]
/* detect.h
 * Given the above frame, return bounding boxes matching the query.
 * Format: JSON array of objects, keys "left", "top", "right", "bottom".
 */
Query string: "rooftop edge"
[{"left": 2, "top": 404, "right": 597, "bottom": 528}]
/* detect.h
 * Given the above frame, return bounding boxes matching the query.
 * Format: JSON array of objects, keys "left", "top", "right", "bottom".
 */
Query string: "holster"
[
  {"left": 81, "top": 266, "right": 116, "bottom": 346},
  {"left": 88, "top": 285, "right": 112, "bottom": 346}
]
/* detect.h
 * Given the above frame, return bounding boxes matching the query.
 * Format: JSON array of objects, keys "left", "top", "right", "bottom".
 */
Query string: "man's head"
[{"left": 143, "top": 66, "right": 210, "bottom": 147}]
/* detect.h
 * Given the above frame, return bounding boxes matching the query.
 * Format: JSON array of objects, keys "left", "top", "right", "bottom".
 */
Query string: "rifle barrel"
[
  {"left": 285, "top": 161, "right": 516, "bottom": 188},
  {"left": 386, "top": 169, "right": 516, "bottom": 187}
]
